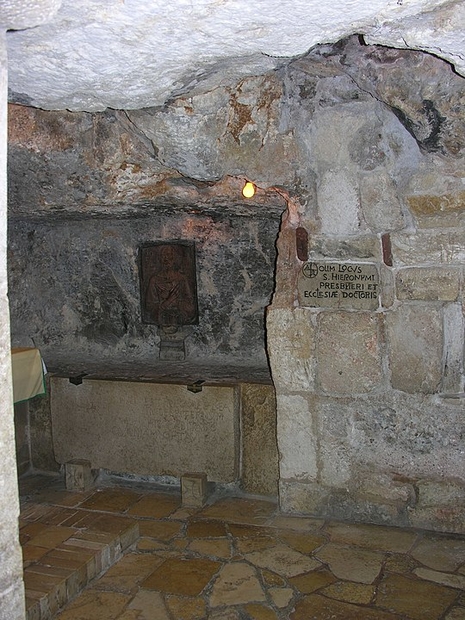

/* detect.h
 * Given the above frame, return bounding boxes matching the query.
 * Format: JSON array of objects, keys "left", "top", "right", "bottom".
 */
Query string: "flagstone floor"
[{"left": 19, "top": 473, "right": 465, "bottom": 619}]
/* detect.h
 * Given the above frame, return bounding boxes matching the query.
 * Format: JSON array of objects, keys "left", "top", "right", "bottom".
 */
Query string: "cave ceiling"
[{"left": 5, "top": 0, "right": 465, "bottom": 113}]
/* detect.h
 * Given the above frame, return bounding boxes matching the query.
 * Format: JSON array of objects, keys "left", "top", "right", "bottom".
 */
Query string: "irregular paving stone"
[
  {"left": 384, "top": 553, "right": 419, "bottom": 574},
  {"left": 236, "top": 535, "right": 277, "bottom": 554},
  {"left": 141, "top": 557, "right": 221, "bottom": 596},
  {"left": 376, "top": 574, "right": 458, "bottom": 620},
  {"left": 188, "top": 538, "right": 232, "bottom": 559},
  {"left": 138, "top": 520, "right": 182, "bottom": 541},
  {"left": 128, "top": 590, "right": 170, "bottom": 620},
  {"left": 290, "top": 593, "right": 400, "bottom": 619},
  {"left": 316, "top": 543, "right": 384, "bottom": 584},
  {"left": 246, "top": 543, "right": 321, "bottom": 578},
  {"left": 208, "top": 609, "right": 242, "bottom": 620},
  {"left": 227, "top": 524, "right": 276, "bottom": 539},
  {"left": 414, "top": 567, "right": 465, "bottom": 590},
  {"left": 209, "top": 562, "right": 266, "bottom": 607},
  {"left": 186, "top": 520, "right": 228, "bottom": 538},
  {"left": 278, "top": 531, "right": 326, "bottom": 554},
  {"left": 117, "top": 612, "right": 140, "bottom": 620},
  {"left": 268, "top": 587, "right": 294, "bottom": 608},
  {"left": 244, "top": 603, "right": 280, "bottom": 619},
  {"left": 322, "top": 581, "right": 375, "bottom": 604},
  {"left": 165, "top": 595, "right": 206, "bottom": 620},
  {"left": 412, "top": 536, "right": 465, "bottom": 571},
  {"left": 289, "top": 569, "right": 336, "bottom": 594},
  {"left": 261, "top": 569, "right": 287, "bottom": 587},
  {"left": 325, "top": 522, "right": 417, "bottom": 553},
  {"left": 55, "top": 589, "right": 131, "bottom": 620}
]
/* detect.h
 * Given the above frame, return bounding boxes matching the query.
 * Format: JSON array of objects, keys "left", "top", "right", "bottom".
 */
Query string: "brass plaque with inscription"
[{"left": 298, "top": 262, "right": 379, "bottom": 310}]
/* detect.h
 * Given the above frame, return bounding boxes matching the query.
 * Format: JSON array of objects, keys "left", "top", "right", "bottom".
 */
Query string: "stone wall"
[
  {"left": 8, "top": 213, "right": 277, "bottom": 373},
  {"left": 266, "top": 42, "right": 465, "bottom": 533},
  {"left": 7, "top": 36, "right": 465, "bottom": 532}
]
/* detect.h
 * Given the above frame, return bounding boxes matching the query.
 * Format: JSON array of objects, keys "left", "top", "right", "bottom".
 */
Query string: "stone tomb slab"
[{"left": 298, "top": 262, "right": 379, "bottom": 310}]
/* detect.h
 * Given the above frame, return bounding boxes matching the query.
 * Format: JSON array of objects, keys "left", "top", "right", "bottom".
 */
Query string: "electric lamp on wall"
[{"left": 242, "top": 181, "right": 256, "bottom": 198}]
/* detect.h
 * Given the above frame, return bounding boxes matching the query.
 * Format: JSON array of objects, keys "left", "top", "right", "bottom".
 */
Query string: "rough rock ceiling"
[{"left": 6, "top": 0, "right": 465, "bottom": 112}]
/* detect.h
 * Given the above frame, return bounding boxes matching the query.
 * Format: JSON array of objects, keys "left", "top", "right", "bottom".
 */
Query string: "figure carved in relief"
[{"left": 141, "top": 243, "right": 198, "bottom": 327}]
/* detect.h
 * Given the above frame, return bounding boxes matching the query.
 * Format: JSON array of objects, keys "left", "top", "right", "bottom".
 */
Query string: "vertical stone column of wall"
[
  {"left": 267, "top": 93, "right": 465, "bottom": 533},
  {"left": 0, "top": 3, "right": 61, "bottom": 618},
  {"left": 0, "top": 30, "right": 25, "bottom": 620}
]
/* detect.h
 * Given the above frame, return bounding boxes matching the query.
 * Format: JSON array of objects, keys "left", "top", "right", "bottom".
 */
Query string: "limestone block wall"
[{"left": 268, "top": 106, "right": 465, "bottom": 533}]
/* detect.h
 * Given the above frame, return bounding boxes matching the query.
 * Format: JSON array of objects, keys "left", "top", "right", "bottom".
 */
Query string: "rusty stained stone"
[
  {"left": 295, "top": 227, "right": 308, "bottom": 261},
  {"left": 227, "top": 74, "right": 283, "bottom": 145},
  {"left": 407, "top": 191, "right": 465, "bottom": 217},
  {"left": 8, "top": 104, "right": 89, "bottom": 152}
]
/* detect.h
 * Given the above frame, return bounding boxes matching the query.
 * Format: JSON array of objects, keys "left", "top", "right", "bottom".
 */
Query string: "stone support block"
[
  {"left": 279, "top": 480, "right": 329, "bottom": 515},
  {"left": 387, "top": 305, "right": 442, "bottom": 393},
  {"left": 407, "top": 190, "right": 465, "bottom": 229},
  {"left": 65, "top": 458, "right": 94, "bottom": 491},
  {"left": 411, "top": 480, "right": 465, "bottom": 533},
  {"left": 396, "top": 267, "right": 460, "bottom": 301},
  {"left": 316, "top": 312, "right": 382, "bottom": 395},
  {"left": 277, "top": 394, "right": 317, "bottom": 482},
  {"left": 318, "top": 169, "right": 360, "bottom": 236},
  {"left": 240, "top": 383, "right": 278, "bottom": 496},
  {"left": 181, "top": 473, "right": 208, "bottom": 507},
  {"left": 442, "top": 303, "right": 465, "bottom": 393},
  {"left": 266, "top": 308, "right": 315, "bottom": 392},
  {"left": 391, "top": 230, "right": 465, "bottom": 267},
  {"left": 308, "top": 234, "right": 380, "bottom": 262},
  {"left": 360, "top": 171, "right": 405, "bottom": 233},
  {"left": 280, "top": 480, "right": 410, "bottom": 526}
]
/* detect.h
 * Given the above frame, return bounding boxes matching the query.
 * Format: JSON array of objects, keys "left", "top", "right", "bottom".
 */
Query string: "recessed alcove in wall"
[
  {"left": 8, "top": 208, "right": 280, "bottom": 382},
  {"left": 8, "top": 205, "right": 282, "bottom": 496}
]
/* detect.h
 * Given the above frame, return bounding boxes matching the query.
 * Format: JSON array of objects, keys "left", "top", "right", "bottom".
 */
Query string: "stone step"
[{"left": 20, "top": 502, "right": 139, "bottom": 620}]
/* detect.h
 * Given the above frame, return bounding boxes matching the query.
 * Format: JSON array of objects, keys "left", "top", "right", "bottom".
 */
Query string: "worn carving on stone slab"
[{"left": 140, "top": 242, "right": 198, "bottom": 326}]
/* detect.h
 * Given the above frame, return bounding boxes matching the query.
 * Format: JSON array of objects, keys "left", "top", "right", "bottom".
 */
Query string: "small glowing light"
[{"left": 242, "top": 181, "right": 256, "bottom": 198}]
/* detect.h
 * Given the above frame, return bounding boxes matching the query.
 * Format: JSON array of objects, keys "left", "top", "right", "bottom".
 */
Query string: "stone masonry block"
[
  {"left": 396, "top": 267, "right": 460, "bottom": 301},
  {"left": 360, "top": 171, "right": 405, "bottom": 233},
  {"left": 65, "top": 459, "right": 94, "bottom": 491},
  {"left": 181, "top": 472, "right": 208, "bottom": 507},
  {"left": 316, "top": 312, "right": 382, "bottom": 394},
  {"left": 241, "top": 383, "right": 278, "bottom": 496},
  {"left": 277, "top": 394, "right": 317, "bottom": 481},
  {"left": 266, "top": 308, "right": 315, "bottom": 392},
  {"left": 391, "top": 230, "right": 465, "bottom": 267},
  {"left": 387, "top": 305, "right": 442, "bottom": 394}
]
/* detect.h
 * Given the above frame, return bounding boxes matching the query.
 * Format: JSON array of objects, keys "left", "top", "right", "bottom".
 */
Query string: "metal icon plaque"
[{"left": 140, "top": 242, "right": 199, "bottom": 326}]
